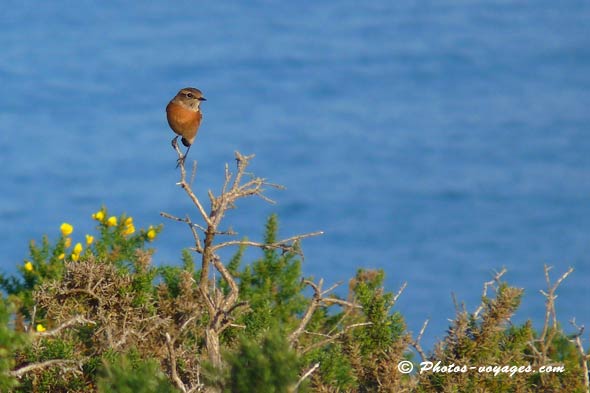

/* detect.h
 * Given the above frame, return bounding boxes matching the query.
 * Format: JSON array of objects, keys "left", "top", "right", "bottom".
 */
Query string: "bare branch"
[
  {"left": 412, "top": 319, "right": 430, "bottom": 362},
  {"left": 166, "top": 332, "right": 187, "bottom": 393},
  {"left": 473, "top": 267, "right": 507, "bottom": 319},
  {"left": 34, "top": 315, "right": 96, "bottom": 339},
  {"left": 535, "top": 265, "right": 574, "bottom": 363},
  {"left": 11, "top": 359, "right": 82, "bottom": 378},
  {"left": 292, "top": 362, "right": 320, "bottom": 392},
  {"left": 393, "top": 281, "right": 407, "bottom": 304},
  {"left": 322, "top": 297, "right": 362, "bottom": 309},
  {"left": 212, "top": 231, "right": 324, "bottom": 253},
  {"left": 289, "top": 279, "right": 324, "bottom": 344},
  {"left": 569, "top": 319, "right": 590, "bottom": 392},
  {"left": 301, "top": 323, "right": 373, "bottom": 355}
]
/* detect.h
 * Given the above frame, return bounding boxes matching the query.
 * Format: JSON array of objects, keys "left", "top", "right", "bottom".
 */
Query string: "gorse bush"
[{"left": 0, "top": 152, "right": 588, "bottom": 392}]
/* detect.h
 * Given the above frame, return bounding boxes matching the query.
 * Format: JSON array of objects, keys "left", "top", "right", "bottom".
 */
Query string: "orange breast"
[{"left": 166, "top": 102, "right": 202, "bottom": 145}]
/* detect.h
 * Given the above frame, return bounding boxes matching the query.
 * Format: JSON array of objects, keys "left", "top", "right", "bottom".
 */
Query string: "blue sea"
[{"left": 1, "top": 1, "right": 589, "bottom": 350}]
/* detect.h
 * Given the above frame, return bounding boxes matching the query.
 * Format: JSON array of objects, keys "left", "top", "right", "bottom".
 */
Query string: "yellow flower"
[
  {"left": 147, "top": 228, "right": 156, "bottom": 241},
  {"left": 64, "top": 237, "right": 72, "bottom": 248},
  {"left": 85, "top": 234, "right": 94, "bottom": 246},
  {"left": 124, "top": 217, "right": 133, "bottom": 226},
  {"left": 71, "top": 253, "right": 79, "bottom": 262},
  {"left": 73, "top": 242, "right": 83, "bottom": 255},
  {"left": 107, "top": 216, "right": 117, "bottom": 227},
  {"left": 24, "top": 261, "right": 33, "bottom": 272},
  {"left": 92, "top": 210, "right": 105, "bottom": 221},
  {"left": 36, "top": 324, "right": 46, "bottom": 332},
  {"left": 123, "top": 224, "right": 135, "bottom": 236},
  {"left": 60, "top": 223, "right": 73, "bottom": 236},
  {"left": 58, "top": 253, "right": 65, "bottom": 260}
]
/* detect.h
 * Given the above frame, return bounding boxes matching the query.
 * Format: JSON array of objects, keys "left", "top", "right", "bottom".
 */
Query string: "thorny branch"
[
  {"left": 569, "top": 319, "right": 590, "bottom": 393},
  {"left": 166, "top": 332, "right": 188, "bottom": 393},
  {"left": 292, "top": 362, "right": 320, "bottom": 392},
  {"left": 34, "top": 315, "right": 96, "bottom": 339},
  {"left": 11, "top": 315, "right": 94, "bottom": 378},
  {"left": 289, "top": 279, "right": 364, "bottom": 347},
  {"left": 11, "top": 359, "right": 83, "bottom": 378},
  {"left": 411, "top": 319, "right": 430, "bottom": 362},
  {"left": 533, "top": 265, "right": 574, "bottom": 363},
  {"left": 473, "top": 267, "right": 507, "bottom": 319}
]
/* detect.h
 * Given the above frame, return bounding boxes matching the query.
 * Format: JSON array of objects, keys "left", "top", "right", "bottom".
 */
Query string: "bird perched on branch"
[{"left": 166, "top": 87, "right": 207, "bottom": 167}]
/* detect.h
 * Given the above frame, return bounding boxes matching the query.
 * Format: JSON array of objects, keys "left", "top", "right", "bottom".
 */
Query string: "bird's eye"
[{"left": 186, "top": 93, "right": 194, "bottom": 98}]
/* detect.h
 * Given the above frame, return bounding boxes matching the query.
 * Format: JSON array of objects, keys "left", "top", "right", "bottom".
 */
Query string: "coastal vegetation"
[{"left": 1, "top": 151, "right": 588, "bottom": 392}]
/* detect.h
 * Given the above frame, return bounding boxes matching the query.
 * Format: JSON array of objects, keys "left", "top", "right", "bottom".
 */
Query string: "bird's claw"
[
  {"left": 171, "top": 136, "right": 179, "bottom": 149},
  {"left": 176, "top": 155, "right": 186, "bottom": 168}
]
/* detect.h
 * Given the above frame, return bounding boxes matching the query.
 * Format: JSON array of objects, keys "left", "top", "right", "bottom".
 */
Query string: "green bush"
[{"left": 0, "top": 204, "right": 587, "bottom": 392}]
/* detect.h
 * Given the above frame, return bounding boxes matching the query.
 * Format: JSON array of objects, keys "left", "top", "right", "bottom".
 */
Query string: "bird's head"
[{"left": 175, "top": 87, "right": 207, "bottom": 110}]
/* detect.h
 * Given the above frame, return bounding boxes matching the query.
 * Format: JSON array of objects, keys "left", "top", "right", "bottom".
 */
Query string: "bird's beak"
[{"left": 199, "top": 97, "right": 207, "bottom": 101}]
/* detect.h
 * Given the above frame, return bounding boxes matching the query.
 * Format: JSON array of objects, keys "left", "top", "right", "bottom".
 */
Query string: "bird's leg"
[
  {"left": 171, "top": 136, "right": 179, "bottom": 149},
  {"left": 176, "top": 144, "right": 192, "bottom": 168}
]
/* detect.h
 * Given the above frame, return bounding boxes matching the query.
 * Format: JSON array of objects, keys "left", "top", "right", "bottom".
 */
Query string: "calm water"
[{"left": 1, "top": 1, "right": 589, "bottom": 349}]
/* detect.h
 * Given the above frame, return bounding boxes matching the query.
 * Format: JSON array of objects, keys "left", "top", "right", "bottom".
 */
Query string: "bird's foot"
[
  {"left": 171, "top": 136, "right": 179, "bottom": 149},
  {"left": 176, "top": 155, "right": 186, "bottom": 168}
]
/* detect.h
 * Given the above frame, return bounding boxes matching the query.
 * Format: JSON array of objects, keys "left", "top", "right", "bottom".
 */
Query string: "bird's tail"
[{"left": 181, "top": 137, "right": 191, "bottom": 147}]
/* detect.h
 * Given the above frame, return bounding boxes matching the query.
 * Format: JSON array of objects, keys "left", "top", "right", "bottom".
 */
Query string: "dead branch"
[
  {"left": 289, "top": 279, "right": 363, "bottom": 346},
  {"left": 291, "top": 362, "right": 320, "bottom": 392},
  {"left": 166, "top": 332, "right": 188, "bottom": 393},
  {"left": 211, "top": 231, "right": 324, "bottom": 253},
  {"left": 289, "top": 279, "right": 325, "bottom": 345},
  {"left": 535, "top": 265, "right": 574, "bottom": 362},
  {"left": 473, "top": 267, "right": 507, "bottom": 319},
  {"left": 34, "top": 315, "right": 96, "bottom": 339},
  {"left": 11, "top": 359, "right": 83, "bottom": 378},
  {"left": 411, "top": 319, "right": 430, "bottom": 362},
  {"left": 160, "top": 212, "right": 204, "bottom": 252},
  {"left": 569, "top": 319, "right": 590, "bottom": 393},
  {"left": 393, "top": 281, "right": 407, "bottom": 305},
  {"left": 301, "top": 322, "right": 373, "bottom": 355},
  {"left": 171, "top": 141, "right": 212, "bottom": 226}
]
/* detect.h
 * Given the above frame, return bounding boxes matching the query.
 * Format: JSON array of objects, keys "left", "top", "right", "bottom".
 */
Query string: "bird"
[{"left": 166, "top": 87, "right": 207, "bottom": 167}]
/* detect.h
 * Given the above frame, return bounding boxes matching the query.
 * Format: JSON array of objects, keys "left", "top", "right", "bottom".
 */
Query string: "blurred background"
[{"left": 1, "top": 1, "right": 589, "bottom": 349}]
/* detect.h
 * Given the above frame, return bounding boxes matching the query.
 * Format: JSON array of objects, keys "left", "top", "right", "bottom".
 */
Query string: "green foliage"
[
  {"left": 305, "top": 268, "right": 410, "bottom": 391},
  {"left": 351, "top": 269, "right": 406, "bottom": 354},
  {"left": 97, "top": 353, "right": 178, "bottom": 393},
  {"left": 417, "top": 282, "right": 587, "bottom": 393},
  {"left": 223, "top": 329, "right": 301, "bottom": 393},
  {"left": 0, "top": 298, "right": 27, "bottom": 391},
  {"left": 310, "top": 343, "right": 357, "bottom": 390},
  {"left": 235, "top": 215, "right": 307, "bottom": 337},
  {"left": 0, "top": 207, "right": 588, "bottom": 392}
]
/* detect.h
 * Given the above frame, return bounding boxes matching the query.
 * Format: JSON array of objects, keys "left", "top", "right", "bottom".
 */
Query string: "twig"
[
  {"left": 292, "top": 362, "right": 320, "bottom": 391},
  {"left": 473, "top": 268, "right": 507, "bottom": 319},
  {"left": 302, "top": 323, "right": 373, "bottom": 354},
  {"left": 211, "top": 231, "right": 324, "bottom": 253},
  {"left": 536, "top": 265, "right": 574, "bottom": 362},
  {"left": 569, "top": 319, "right": 590, "bottom": 393},
  {"left": 171, "top": 141, "right": 212, "bottom": 226},
  {"left": 166, "top": 332, "right": 187, "bottom": 393},
  {"left": 412, "top": 319, "right": 430, "bottom": 362},
  {"left": 393, "top": 281, "right": 407, "bottom": 304},
  {"left": 289, "top": 279, "right": 324, "bottom": 344},
  {"left": 11, "top": 359, "right": 82, "bottom": 378},
  {"left": 35, "top": 315, "right": 96, "bottom": 339},
  {"left": 28, "top": 305, "right": 37, "bottom": 333}
]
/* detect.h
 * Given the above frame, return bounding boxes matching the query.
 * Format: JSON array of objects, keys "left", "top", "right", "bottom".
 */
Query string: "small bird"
[{"left": 166, "top": 87, "right": 207, "bottom": 167}]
